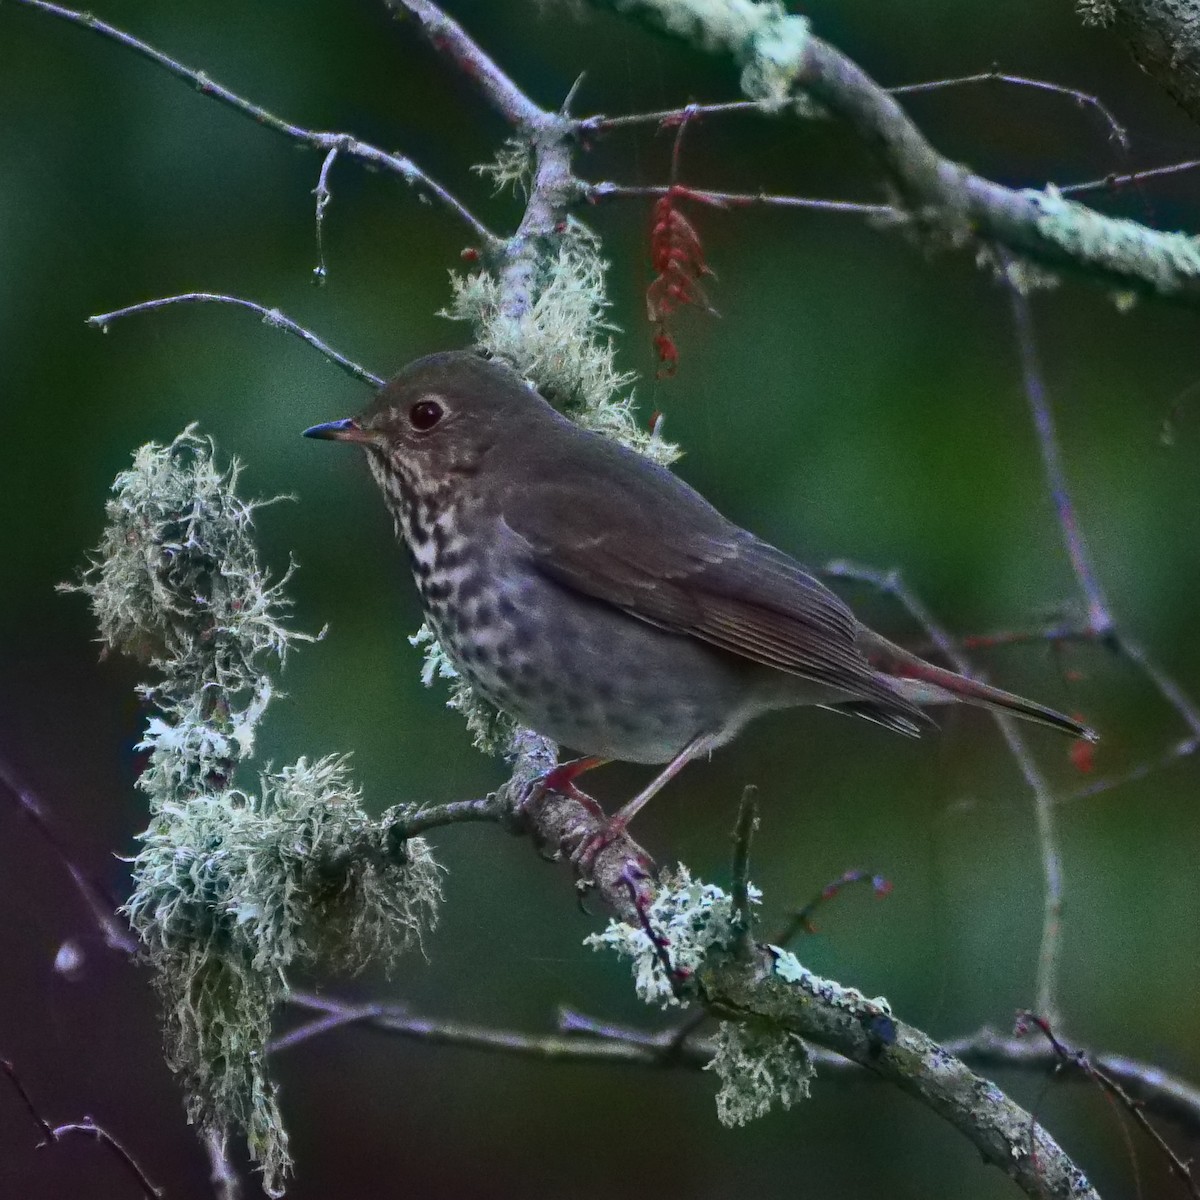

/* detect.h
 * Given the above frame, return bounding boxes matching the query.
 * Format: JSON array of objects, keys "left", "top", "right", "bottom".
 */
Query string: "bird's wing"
[{"left": 499, "top": 458, "right": 918, "bottom": 717}]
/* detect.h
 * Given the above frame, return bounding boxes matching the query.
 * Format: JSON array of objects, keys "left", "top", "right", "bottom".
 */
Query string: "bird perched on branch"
[{"left": 306, "top": 351, "right": 1094, "bottom": 838}]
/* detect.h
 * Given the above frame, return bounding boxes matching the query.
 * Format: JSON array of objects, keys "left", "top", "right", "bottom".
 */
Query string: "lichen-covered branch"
[
  {"left": 504, "top": 750, "right": 1100, "bottom": 1200},
  {"left": 64, "top": 431, "right": 444, "bottom": 1195},
  {"left": 1077, "top": 0, "right": 1200, "bottom": 127},
  {"left": 590, "top": 0, "right": 1200, "bottom": 305}
]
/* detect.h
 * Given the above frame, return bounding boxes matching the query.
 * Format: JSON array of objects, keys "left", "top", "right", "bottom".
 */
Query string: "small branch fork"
[
  {"left": 1, "top": 1058, "right": 163, "bottom": 1200},
  {"left": 16, "top": 0, "right": 1200, "bottom": 328},
  {"left": 1016, "top": 1012, "right": 1200, "bottom": 1200}
]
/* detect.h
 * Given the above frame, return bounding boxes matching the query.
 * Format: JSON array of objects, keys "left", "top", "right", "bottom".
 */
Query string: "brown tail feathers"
[{"left": 859, "top": 629, "right": 1097, "bottom": 742}]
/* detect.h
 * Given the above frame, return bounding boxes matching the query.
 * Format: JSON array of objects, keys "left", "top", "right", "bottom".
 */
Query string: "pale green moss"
[
  {"left": 1025, "top": 185, "right": 1200, "bottom": 295},
  {"left": 585, "top": 867, "right": 760, "bottom": 1007},
  {"left": 444, "top": 217, "right": 680, "bottom": 467},
  {"left": 770, "top": 946, "right": 892, "bottom": 1017},
  {"left": 604, "top": 0, "right": 810, "bottom": 108},
  {"left": 68, "top": 431, "right": 442, "bottom": 1196},
  {"left": 706, "top": 1020, "right": 813, "bottom": 1126},
  {"left": 1075, "top": 0, "right": 1115, "bottom": 25}
]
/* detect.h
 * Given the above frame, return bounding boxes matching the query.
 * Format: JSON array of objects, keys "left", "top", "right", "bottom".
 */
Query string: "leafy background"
[{"left": 2, "top": 2, "right": 1198, "bottom": 1197}]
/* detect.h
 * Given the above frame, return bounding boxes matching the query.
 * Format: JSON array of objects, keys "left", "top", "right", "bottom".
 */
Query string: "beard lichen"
[{"left": 66, "top": 429, "right": 442, "bottom": 1195}]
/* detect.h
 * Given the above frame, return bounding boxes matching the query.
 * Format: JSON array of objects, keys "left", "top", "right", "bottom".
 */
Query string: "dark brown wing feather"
[{"left": 496, "top": 432, "right": 924, "bottom": 725}]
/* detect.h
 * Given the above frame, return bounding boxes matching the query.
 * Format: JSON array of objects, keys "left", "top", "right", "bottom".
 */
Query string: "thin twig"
[
  {"left": 1004, "top": 273, "right": 1113, "bottom": 636},
  {"left": 1, "top": 1060, "right": 163, "bottom": 1199},
  {"left": 890, "top": 69, "right": 1128, "bottom": 148},
  {"left": 13, "top": 0, "right": 499, "bottom": 247},
  {"left": 1017, "top": 1012, "right": 1200, "bottom": 1199},
  {"left": 823, "top": 560, "right": 1065, "bottom": 1022},
  {"left": 86, "top": 294, "right": 385, "bottom": 388},
  {"left": 281, "top": 992, "right": 1200, "bottom": 1140},
  {"left": 312, "top": 146, "right": 339, "bottom": 284},
  {"left": 269, "top": 1002, "right": 391, "bottom": 1054},
  {"left": 204, "top": 1130, "right": 242, "bottom": 1200},
  {"left": 285, "top": 991, "right": 685, "bottom": 1065},
  {"left": 386, "top": 0, "right": 544, "bottom": 129},
  {"left": 1061, "top": 158, "right": 1200, "bottom": 197},
  {"left": 773, "top": 868, "right": 893, "bottom": 945},
  {"left": 395, "top": 795, "right": 507, "bottom": 838},
  {"left": 0, "top": 755, "right": 136, "bottom": 955},
  {"left": 594, "top": 0, "right": 1200, "bottom": 306},
  {"left": 578, "top": 99, "right": 765, "bottom": 131},
  {"left": 1063, "top": 734, "right": 1200, "bottom": 804},
  {"left": 728, "top": 785, "right": 759, "bottom": 959},
  {"left": 588, "top": 180, "right": 893, "bottom": 215}
]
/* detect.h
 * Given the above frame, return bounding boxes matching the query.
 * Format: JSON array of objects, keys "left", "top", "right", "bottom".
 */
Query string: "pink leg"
[
  {"left": 571, "top": 734, "right": 719, "bottom": 875},
  {"left": 610, "top": 733, "right": 717, "bottom": 832}
]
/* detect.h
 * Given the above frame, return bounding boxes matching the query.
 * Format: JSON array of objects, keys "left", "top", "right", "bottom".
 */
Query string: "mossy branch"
[
  {"left": 590, "top": 0, "right": 1200, "bottom": 305},
  {"left": 65, "top": 430, "right": 443, "bottom": 1195}
]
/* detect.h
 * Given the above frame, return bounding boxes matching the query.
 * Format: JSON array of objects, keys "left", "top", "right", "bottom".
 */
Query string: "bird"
[{"left": 305, "top": 350, "right": 1095, "bottom": 838}]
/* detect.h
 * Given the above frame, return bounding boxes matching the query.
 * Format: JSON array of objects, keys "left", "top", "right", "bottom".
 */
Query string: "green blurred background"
[{"left": 2, "top": 2, "right": 1199, "bottom": 1197}]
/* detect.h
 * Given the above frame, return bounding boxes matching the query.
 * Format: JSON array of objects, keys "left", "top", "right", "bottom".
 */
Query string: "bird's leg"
[
  {"left": 519, "top": 755, "right": 609, "bottom": 820},
  {"left": 571, "top": 733, "right": 717, "bottom": 871}
]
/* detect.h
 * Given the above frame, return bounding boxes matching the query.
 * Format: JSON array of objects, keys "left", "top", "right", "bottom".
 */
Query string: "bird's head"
[{"left": 304, "top": 350, "right": 551, "bottom": 504}]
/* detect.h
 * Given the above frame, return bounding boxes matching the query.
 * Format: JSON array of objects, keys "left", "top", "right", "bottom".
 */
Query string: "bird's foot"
[
  {"left": 569, "top": 814, "right": 629, "bottom": 874},
  {"left": 518, "top": 756, "right": 608, "bottom": 819}
]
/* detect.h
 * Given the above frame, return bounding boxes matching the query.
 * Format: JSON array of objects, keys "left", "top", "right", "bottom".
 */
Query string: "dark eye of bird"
[{"left": 408, "top": 399, "right": 444, "bottom": 431}]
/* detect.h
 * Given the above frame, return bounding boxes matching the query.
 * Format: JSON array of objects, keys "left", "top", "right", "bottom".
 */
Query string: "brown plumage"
[{"left": 306, "top": 350, "right": 1095, "bottom": 830}]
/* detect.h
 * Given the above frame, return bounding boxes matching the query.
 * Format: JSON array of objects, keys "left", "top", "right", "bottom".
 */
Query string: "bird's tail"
[{"left": 859, "top": 629, "right": 1097, "bottom": 742}]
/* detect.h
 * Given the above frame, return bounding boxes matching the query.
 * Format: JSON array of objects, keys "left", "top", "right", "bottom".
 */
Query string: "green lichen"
[
  {"left": 444, "top": 217, "right": 680, "bottom": 466},
  {"left": 706, "top": 1020, "right": 813, "bottom": 1126},
  {"left": 585, "top": 867, "right": 760, "bottom": 1007},
  {"left": 604, "top": 0, "right": 810, "bottom": 109},
  {"left": 408, "top": 623, "right": 517, "bottom": 755},
  {"left": 472, "top": 135, "right": 536, "bottom": 197},
  {"left": 1025, "top": 185, "right": 1200, "bottom": 296},
  {"left": 1075, "top": 0, "right": 1115, "bottom": 25},
  {"left": 770, "top": 946, "right": 892, "bottom": 1017},
  {"left": 67, "top": 431, "right": 442, "bottom": 1195}
]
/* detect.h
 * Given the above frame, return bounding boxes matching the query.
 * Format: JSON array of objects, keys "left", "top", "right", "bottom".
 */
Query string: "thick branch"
[
  {"left": 593, "top": 0, "right": 1200, "bottom": 305},
  {"left": 500, "top": 735, "right": 1097, "bottom": 1200},
  {"left": 1092, "top": 0, "right": 1200, "bottom": 127}
]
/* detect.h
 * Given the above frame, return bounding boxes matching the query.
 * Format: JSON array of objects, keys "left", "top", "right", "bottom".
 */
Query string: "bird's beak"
[{"left": 302, "top": 417, "right": 376, "bottom": 444}]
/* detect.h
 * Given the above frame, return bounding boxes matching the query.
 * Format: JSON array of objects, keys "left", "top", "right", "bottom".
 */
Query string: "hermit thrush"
[{"left": 306, "top": 351, "right": 1094, "bottom": 833}]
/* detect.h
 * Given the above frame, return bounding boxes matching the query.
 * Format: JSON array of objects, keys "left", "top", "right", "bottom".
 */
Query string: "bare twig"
[
  {"left": 890, "top": 68, "right": 1128, "bottom": 148},
  {"left": 728, "top": 785, "right": 759, "bottom": 959},
  {"left": 773, "top": 868, "right": 893, "bottom": 945},
  {"left": 1061, "top": 158, "right": 1200, "bottom": 197},
  {"left": 311, "top": 147, "right": 339, "bottom": 284},
  {"left": 588, "top": 181, "right": 893, "bottom": 216},
  {"left": 387, "top": 0, "right": 581, "bottom": 317},
  {"left": 204, "top": 1130, "right": 242, "bottom": 1200},
  {"left": 86, "top": 294, "right": 384, "bottom": 388},
  {"left": 578, "top": 99, "right": 765, "bottom": 131},
  {"left": 386, "top": 0, "right": 544, "bottom": 129},
  {"left": 394, "top": 795, "right": 507, "bottom": 838},
  {"left": 284, "top": 992, "right": 1200, "bottom": 1137},
  {"left": 269, "top": 1002, "right": 392, "bottom": 1055},
  {"left": 0, "top": 755, "right": 136, "bottom": 955},
  {"left": 1004, "top": 274, "right": 1113, "bottom": 636},
  {"left": 1017, "top": 1011, "right": 1200, "bottom": 1199},
  {"left": 12, "top": 0, "right": 499, "bottom": 248},
  {"left": 1, "top": 1059, "right": 163, "bottom": 1199},
  {"left": 823, "top": 560, "right": 1065, "bottom": 1021}
]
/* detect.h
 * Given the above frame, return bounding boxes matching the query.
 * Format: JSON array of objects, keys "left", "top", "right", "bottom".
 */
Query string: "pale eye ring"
[{"left": 409, "top": 399, "right": 444, "bottom": 431}]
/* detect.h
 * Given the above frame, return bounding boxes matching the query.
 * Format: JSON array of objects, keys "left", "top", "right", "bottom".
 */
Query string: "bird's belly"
[{"left": 416, "top": 557, "right": 792, "bottom": 764}]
